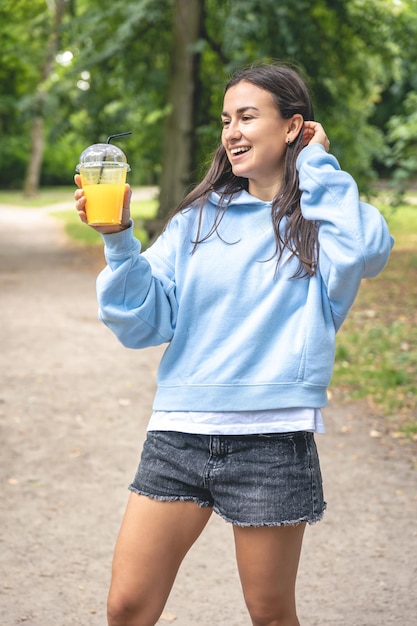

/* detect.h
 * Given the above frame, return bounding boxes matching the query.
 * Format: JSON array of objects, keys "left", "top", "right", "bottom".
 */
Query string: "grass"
[
  {"left": 378, "top": 204, "right": 417, "bottom": 249},
  {"left": 331, "top": 195, "right": 417, "bottom": 439},
  {"left": 0, "top": 187, "right": 76, "bottom": 207},
  {"left": 331, "top": 251, "right": 417, "bottom": 431},
  {"left": 1, "top": 186, "right": 416, "bottom": 439}
]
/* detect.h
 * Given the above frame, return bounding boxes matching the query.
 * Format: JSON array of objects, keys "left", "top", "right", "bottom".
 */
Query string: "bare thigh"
[
  {"left": 107, "top": 492, "right": 212, "bottom": 626},
  {"left": 233, "top": 523, "right": 306, "bottom": 626}
]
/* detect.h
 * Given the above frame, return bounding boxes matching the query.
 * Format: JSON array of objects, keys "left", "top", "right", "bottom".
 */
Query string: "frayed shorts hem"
[
  {"left": 128, "top": 486, "right": 213, "bottom": 509},
  {"left": 128, "top": 486, "right": 327, "bottom": 528}
]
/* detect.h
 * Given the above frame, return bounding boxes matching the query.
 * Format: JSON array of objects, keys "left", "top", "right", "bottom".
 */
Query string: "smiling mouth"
[{"left": 230, "top": 146, "right": 251, "bottom": 156}]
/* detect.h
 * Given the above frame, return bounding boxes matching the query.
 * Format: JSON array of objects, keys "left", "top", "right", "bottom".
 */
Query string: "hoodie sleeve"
[
  {"left": 297, "top": 144, "right": 394, "bottom": 329},
  {"left": 96, "top": 222, "right": 178, "bottom": 348}
]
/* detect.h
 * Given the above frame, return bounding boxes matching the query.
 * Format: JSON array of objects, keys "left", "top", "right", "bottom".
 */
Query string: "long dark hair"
[{"left": 167, "top": 62, "right": 319, "bottom": 277}]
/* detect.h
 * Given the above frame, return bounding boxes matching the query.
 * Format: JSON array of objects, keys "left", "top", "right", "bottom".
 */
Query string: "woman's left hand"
[{"left": 303, "top": 121, "right": 330, "bottom": 152}]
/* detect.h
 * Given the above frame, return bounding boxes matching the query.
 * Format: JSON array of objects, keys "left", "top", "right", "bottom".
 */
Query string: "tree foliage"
[{"left": 0, "top": 0, "right": 416, "bottom": 209}]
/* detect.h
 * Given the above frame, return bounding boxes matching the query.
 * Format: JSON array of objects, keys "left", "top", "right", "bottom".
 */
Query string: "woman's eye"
[
  {"left": 242, "top": 115, "right": 252, "bottom": 122},
  {"left": 221, "top": 119, "right": 230, "bottom": 127}
]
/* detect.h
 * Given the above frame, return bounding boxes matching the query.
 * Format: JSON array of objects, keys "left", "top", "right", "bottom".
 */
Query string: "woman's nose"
[{"left": 223, "top": 121, "right": 241, "bottom": 140}]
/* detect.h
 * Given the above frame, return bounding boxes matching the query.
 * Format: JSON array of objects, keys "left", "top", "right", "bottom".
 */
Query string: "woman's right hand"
[
  {"left": 302, "top": 121, "right": 330, "bottom": 152},
  {"left": 74, "top": 174, "right": 132, "bottom": 234}
]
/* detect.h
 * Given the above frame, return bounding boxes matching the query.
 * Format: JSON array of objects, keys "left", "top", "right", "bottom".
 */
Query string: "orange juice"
[
  {"left": 82, "top": 182, "right": 125, "bottom": 225},
  {"left": 77, "top": 144, "right": 130, "bottom": 224}
]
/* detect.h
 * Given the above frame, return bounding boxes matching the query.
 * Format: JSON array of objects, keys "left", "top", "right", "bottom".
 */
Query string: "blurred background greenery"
[{"left": 1, "top": 0, "right": 417, "bottom": 216}]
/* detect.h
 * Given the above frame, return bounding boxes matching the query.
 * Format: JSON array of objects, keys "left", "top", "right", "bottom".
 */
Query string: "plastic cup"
[{"left": 76, "top": 143, "right": 131, "bottom": 226}]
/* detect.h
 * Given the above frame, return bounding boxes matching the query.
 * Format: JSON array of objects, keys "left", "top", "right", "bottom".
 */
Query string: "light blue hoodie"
[{"left": 97, "top": 145, "right": 393, "bottom": 412}]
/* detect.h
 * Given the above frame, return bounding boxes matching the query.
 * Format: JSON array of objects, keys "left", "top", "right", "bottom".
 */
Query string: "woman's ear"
[{"left": 287, "top": 114, "right": 304, "bottom": 143}]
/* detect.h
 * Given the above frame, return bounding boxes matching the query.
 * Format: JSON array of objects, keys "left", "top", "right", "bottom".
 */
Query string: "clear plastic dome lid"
[{"left": 76, "top": 143, "right": 130, "bottom": 170}]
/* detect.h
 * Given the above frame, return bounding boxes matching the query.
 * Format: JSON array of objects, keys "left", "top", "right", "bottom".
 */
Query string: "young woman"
[{"left": 75, "top": 63, "right": 393, "bottom": 626}]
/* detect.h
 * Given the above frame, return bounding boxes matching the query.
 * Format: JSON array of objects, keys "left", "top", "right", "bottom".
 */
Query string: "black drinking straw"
[
  {"left": 106, "top": 131, "right": 132, "bottom": 144},
  {"left": 98, "top": 131, "right": 132, "bottom": 183}
]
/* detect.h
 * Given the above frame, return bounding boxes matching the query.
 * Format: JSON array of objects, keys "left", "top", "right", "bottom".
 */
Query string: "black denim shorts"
[{"left": 129, "top": 430, "right": 326, "bottom": 527}]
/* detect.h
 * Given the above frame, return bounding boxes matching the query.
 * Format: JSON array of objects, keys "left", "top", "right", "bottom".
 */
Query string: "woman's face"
[{"left": 221, "top": 80, "right": 295, "bottom": 200}]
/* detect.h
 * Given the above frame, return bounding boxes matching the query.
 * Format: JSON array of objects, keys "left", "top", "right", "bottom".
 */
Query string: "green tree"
[
  {"left": 67, "top": 0, "right": 173, "bottom": 184},
  {"left": 371, "top": 0, "right": 417, "bottom": 193},
  {"left": 1, "top": 0, "right": 417, "bottom": 212},
  {"left": 0, "top": 0, "right": 48, "bottom": 188},
  {"left": 0, "top": 0, "right": 77, "bottom": 191},
  {"left": 23, "top": 0, "right": 69, "bottom": 196},
  {"left": 157, "top": 0, "right": 204, "bottom": 222}
]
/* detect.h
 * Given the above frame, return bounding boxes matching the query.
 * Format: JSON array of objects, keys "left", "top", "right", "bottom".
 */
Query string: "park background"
[
  {"left": 1, "top": 3, "right": 416, "bottom": 624},
  {"left": 1, "top": 0, "right": 416, "bottom": 444}
]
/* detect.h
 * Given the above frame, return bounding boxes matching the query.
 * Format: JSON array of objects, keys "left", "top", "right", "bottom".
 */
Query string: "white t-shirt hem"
[{"left": 147, "top": 408, "right": 325, "bottom": 435}]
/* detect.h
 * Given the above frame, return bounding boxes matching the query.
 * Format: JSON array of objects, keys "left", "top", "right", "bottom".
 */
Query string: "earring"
[{"left": 287, "top": 138, "right": 292, "bottom": 146}]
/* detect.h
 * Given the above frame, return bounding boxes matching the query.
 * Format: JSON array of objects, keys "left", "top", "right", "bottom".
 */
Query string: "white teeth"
[{"left": 231, "top": 146, "right": 251, "bottom": 155}]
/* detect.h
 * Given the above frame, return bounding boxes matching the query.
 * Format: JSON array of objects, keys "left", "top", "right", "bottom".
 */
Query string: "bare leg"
[
  {"left": 107, "top": 492, "right": 212, "bottom": 626},
  {"left": 234, "top": 523, "right": 306, "bottom": 626}
]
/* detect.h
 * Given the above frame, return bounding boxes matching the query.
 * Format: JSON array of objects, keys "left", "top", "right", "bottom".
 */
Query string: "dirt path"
[{"left": 0, "top": 202, "right": 415, "bottom": 626}]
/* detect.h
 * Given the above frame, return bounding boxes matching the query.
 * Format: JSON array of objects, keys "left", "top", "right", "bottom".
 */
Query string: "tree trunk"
[
  {"left": 156, "top": 0, "right": 204, "bottom": 224},
  {"left": 23, "top": 0, "right": 67, "bottom": 197},
  {"left": 24, "top": 117, "right": 45, "bottom": 198}
]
